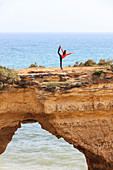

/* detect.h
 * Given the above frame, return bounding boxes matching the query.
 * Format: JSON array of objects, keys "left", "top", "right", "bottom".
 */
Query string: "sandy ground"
[{"left": 16, "top": 66, "right": 104, "bottom": 75}]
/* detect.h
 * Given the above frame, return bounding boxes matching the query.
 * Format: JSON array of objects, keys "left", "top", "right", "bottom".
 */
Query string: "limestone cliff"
[{"left": 0, "top": 67, "right": 113, "bottom": 170}]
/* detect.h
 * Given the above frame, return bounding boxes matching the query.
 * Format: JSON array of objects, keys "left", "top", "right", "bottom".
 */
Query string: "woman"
[{"left": 58, "top": 45, "right": 74, "bottom": 69}]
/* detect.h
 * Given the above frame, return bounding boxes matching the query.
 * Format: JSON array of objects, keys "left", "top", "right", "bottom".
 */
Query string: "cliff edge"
[{"left": 0, "top": 67, "right": 113, "bottom": 170}]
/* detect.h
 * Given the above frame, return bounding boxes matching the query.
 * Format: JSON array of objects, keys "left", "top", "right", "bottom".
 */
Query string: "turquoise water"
[
  {"left": 0, "top": 33, "right": 113, "bottom": 69},
  {"left": 0, "top": 33, "right": 113, "bottom": 169}
]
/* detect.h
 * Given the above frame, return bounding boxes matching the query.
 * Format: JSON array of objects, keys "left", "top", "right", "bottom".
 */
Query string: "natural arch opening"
[{"left": 0, "top": 122, "right": 87, "bottom": 170}]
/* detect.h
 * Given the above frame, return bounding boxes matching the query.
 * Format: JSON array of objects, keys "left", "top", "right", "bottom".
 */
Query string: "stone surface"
[{"left": 0, "top": 67, "right": 113, "bottom": 170}]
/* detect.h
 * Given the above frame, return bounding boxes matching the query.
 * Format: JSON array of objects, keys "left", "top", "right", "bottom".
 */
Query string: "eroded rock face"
[{"left": 0, "top": 73, "right": 113, "bottom": 169}]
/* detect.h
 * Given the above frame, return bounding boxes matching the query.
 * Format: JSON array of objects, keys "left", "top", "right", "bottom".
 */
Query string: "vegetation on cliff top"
[
  {"left": 1, "top": 58, "right": 113, "bottom": 91},
  {"left": 29, "top": 62, "right": 45, "bottom": 68},
  {"left": 0, "top": 66, "right": 21, "bottom": 90},
  {"left": 29, "top": 59, "right": 113, "bottom": 70},
  {"left": 73, "top": 59, "right": 113, "bottom": 67}
]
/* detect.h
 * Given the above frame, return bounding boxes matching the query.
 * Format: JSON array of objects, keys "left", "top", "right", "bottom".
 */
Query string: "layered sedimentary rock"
[{"left": 0, "top": 68, "right": 113, "bottom": 170}]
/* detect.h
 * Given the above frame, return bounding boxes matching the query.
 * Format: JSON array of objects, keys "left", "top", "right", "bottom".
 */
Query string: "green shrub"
[
  {"left": 0, "top": 66, "right": 21, "bottom": 89},
  {"left": 98, "top": 59, "right": 113, "bottom": 66},
  {"left": 84, "top": 59, "right": 96, "bottom": 66},
  {"left": 79, "top": 62, "right": 84, "bottom": 66},
  {"left": 93, "top": 70, "right": 103, "bottom": 76},
  {"left": 73, "top": 61, "right": 79, "bottom": 67},
  {"left": 98, "top": 59, "right": 106, "bottom": 65},
  {"left": 29, "top": 62, "right": 38, "bottom": 68},
  {"left": 106, "top": 59, "right": 113, "bottom": 65}
]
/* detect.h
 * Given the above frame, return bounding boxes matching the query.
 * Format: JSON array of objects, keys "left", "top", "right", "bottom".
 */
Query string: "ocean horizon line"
[{"left": 0, "top": 31, "right": 113, "bottom": 34}]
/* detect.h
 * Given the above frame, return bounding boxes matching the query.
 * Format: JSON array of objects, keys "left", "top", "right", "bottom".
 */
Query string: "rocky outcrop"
[{"left": 0, "top": 67, "right": 113, "bottom": 170}]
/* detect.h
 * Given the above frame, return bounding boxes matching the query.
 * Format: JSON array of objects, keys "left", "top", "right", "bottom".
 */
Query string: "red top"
[{"left": 61, "top": 48, "right": 72, "bottom": 59}]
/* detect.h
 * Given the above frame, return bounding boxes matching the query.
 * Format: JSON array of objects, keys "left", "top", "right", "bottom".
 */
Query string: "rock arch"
[{"left": 0, "top": 86, "right": 113, "bottom": 170}]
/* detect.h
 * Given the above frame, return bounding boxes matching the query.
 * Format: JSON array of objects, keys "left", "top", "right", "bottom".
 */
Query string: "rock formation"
[{"left": 0, "top": 67, "right": 113, "bottom": 170}]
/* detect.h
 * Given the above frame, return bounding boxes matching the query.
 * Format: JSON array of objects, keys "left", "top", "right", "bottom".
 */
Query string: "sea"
[{"left": 0, "top": 32, "right": 113, "bottom": 170}]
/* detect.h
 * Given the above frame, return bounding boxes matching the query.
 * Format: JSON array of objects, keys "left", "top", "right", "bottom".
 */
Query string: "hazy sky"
[{"left": 0, "top": 0, "right": 113, "bottom": 32}]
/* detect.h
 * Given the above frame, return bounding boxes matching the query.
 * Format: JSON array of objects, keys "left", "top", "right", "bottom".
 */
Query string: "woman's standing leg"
[
  {"left": 60, "top": 57, "right": 62, "bottom": 69},
  {"left": 58, "top": 46, "right": 62, "bottom": 69}
]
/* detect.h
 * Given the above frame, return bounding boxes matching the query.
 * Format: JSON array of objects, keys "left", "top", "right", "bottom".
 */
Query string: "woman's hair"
[{"left": 63, "top": 50, "right": 66, "bottom": 55}]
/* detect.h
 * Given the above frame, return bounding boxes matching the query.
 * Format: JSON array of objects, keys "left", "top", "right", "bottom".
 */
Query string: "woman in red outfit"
[{"left": 58, "top": 45, "right": 74, "bottom": 69}]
